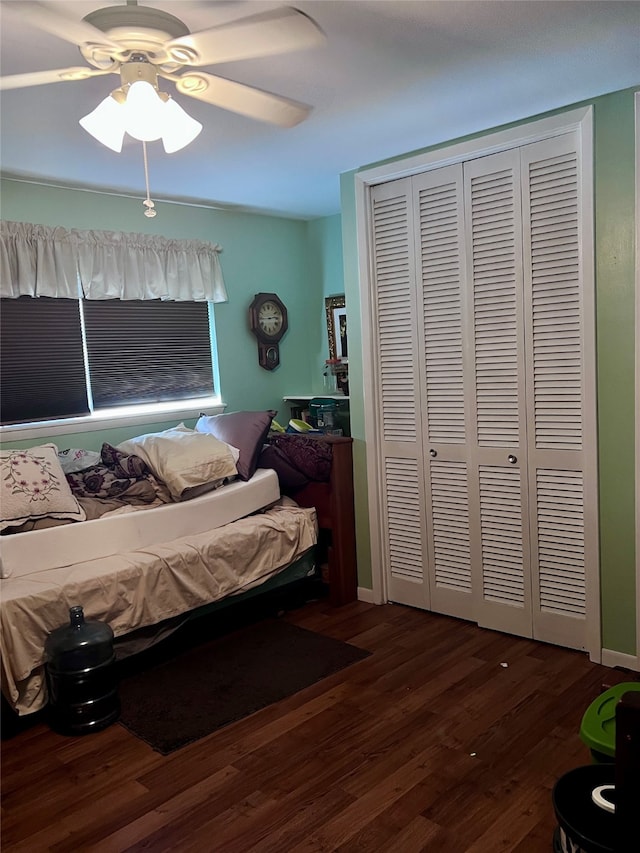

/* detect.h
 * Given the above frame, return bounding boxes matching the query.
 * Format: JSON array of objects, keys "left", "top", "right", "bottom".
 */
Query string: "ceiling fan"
[{"left": 0, "top": 0, "right": 326, "bottom": 135}]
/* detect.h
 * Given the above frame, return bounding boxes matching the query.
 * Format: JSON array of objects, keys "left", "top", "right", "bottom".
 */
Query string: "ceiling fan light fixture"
[
  {"left": 122, "top": 80, "right": 166, "bottom": 142},
  {"left": 80, "top": 77, "right": 202, "bottom": 154},
  {"left": 79, "top": 93, "right": 126, "bottom": 152},
  {"left": 161, "top": 98, "right": 203, "bottom": 153}
]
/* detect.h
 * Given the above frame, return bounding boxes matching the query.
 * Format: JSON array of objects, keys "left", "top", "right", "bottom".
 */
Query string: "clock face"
[{"left": 258, "top": 301, "right": 284, "bottom": 337}]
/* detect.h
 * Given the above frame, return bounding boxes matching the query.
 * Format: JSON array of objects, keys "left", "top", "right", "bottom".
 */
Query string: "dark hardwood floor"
[{"left": 0, "top": 598, "right": 631, "bottom": 852}]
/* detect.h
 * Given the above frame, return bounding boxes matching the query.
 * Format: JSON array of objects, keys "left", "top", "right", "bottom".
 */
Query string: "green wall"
[
  {"left": 305, "top": 214, "right": 345, "bottom": 396},
  {"left": 0, "top": 179, "right": 322, "bottom": 439},
  {"left": 341, "top": 87, "right": 638, "bottom": 655},
  {"left": 0, "top": 418, "right": 202, "bottom": 452},
  {"left": 594, "top": 91, "right": 637, "bottom": 653}
]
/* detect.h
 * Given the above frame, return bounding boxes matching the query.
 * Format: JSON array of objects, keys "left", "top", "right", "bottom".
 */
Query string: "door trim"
[{"left": 355, "top": 106, "right": 599, "bottom": 656}]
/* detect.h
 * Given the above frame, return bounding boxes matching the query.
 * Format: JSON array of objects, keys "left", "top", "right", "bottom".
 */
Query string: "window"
[
  {"left": 1, "top": 221, "right": 227, "bottom": 427},
  {"left": 1, "top": 297, "right": 215, "bottom": 425},
  {"left": 1, "top": 297, "right": 89, "bottom": 424}
]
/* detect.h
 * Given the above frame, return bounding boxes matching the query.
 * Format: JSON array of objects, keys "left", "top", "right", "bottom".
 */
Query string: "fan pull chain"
[{"left": 142, "top": 141, "right": 157, "bottom": 218}]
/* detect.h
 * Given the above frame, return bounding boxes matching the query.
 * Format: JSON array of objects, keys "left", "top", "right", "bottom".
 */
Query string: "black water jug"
[{"left": 44, "top": 605, "right": 120, "bottom": 735}]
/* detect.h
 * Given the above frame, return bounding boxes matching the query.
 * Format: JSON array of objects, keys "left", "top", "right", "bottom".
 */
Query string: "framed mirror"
[{"left": 325, "top": 294, "right": 348, "bottom": 363}]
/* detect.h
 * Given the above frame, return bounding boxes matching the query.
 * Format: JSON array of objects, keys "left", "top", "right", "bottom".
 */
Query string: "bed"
[{"left": 0, "top": 412, "right": 357, "bottom": 717}]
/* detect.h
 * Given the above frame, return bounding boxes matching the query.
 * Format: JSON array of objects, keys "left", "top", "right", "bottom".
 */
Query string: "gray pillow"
[{"left": 195, "top": 410, "right": 276, "bottom": 481}]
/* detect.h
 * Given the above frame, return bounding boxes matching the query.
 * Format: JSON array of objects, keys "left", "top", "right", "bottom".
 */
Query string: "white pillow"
[
  {"left": 0, "top": 443, "right": 86, "bottom": 532},
  {"left": 117, "top": 425, "right": 238, "bottom": 500}
]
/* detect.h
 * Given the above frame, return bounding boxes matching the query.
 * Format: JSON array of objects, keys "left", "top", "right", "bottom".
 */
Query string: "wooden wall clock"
[{"left": 248, "top": 292, "right": 288, "bottom": 370}]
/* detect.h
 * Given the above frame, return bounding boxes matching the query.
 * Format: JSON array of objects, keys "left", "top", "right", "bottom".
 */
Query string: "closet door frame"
[{"left": 355, "top": 106, "right": 600, "bottom": 660}]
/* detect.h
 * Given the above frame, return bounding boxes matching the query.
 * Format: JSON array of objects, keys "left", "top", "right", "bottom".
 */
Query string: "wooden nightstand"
[{"left": 288, "top": 435, "right": 357, "bottom": 606}]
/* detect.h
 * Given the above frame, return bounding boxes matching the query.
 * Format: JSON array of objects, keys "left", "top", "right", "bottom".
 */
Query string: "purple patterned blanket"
[{"left": 259, "top": 434, "right": 332, "bottom": 492}]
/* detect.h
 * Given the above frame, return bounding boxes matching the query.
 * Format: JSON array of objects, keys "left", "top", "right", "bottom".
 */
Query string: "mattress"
[
  {"left": 0, "top": 468, "right": 279, "bottom": 579},
  {"left": 0, "top": 502, "right": 318, "bottom": 715}
]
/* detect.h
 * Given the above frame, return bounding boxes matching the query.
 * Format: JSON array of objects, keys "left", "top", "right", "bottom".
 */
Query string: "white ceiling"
[{"left": 1, "top": 0, "right": 639, "bottom": 220}]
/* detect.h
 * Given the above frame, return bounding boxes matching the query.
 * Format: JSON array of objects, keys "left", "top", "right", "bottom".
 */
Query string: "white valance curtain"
[{"left": 0, "top": 220, "right": 228, "bottom": 302}]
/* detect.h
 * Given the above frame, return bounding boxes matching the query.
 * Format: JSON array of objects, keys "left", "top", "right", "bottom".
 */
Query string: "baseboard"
[
  {"left": 600, "top": 648, "right": 640, "bottom": 672},
  {"left": 357, "top": 586, "right": 376, "bottom": 604}
]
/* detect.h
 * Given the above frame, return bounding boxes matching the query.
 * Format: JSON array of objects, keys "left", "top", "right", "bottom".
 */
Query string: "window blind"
[
  {"left": 0, "top": 297, "right": 90, "bottom": 424},
  {"left": 82, "top": 300, "right": 214, "bottom": 408}
]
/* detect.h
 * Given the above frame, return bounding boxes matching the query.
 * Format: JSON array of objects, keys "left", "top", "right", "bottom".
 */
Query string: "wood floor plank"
[
  {"left": 289, "top": 742, "right": 444, "bottom": 852},
  {"left": 242, "top": 786, "right": 357, "bottom": 853},
  {"left": 1, "top": 600, "right": 632, "bottom": 852},
  {"left": 369, "top": 814, "right": 440, "bottom": 853}
]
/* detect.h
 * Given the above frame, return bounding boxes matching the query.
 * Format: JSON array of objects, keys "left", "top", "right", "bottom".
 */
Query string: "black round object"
[
  {"left": 44, "top": 605, "right": 120, "bottom": 735},
  {"left": 552, "top": 764, "right": 616, "bottom": 853}
]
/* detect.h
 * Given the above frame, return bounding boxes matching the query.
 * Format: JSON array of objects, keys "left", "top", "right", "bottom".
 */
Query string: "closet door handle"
[
  {"left": 508, "top": 455, "right": 517, "bottom": 464},
  {"left": 430, "top": 449, "right": 437, "bottom": 458}
]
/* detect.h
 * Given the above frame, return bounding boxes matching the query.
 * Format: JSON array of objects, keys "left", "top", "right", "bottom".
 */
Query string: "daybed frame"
[{"left": 0, "top": 435, "right": 358, "bottom": 718}]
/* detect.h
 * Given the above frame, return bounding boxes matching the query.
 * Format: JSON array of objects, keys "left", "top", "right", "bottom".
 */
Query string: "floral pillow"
[
  {"left": 1, "top": 444, "right": 86, "bottom": 532},
  {"left": 65, "top": 443, "right": 150, "bottom": 499},
  {"left": 57, "top": 447, "right": 101, "bottom": 475}
]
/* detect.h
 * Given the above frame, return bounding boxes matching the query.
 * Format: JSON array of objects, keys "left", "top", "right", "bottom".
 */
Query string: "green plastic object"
[{"left": 579, "top": 681, "right": 640, "bottom": 760}]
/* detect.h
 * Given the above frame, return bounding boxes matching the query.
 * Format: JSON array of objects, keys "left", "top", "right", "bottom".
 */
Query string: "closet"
[{"left": 365, "top": 120, "right": 598, "bottom": 653}]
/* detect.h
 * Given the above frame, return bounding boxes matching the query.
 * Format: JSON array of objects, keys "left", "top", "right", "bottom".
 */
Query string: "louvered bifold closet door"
[
  {"left": 413, "top": 165, "right": 474, "bottom": 620},
  {"left": 370, "top": 178, "right": 429, "bottom": 609},
  {"left": 463, "top": 149, "right": 533, "bottom": 638},
  {"left": 520, "top": 133, "right": 594, "bottom": 651}
]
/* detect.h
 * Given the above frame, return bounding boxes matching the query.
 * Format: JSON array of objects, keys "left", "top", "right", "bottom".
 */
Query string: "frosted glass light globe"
[{"left": 123, "top": 81, "right": 165, "bottom": 142}]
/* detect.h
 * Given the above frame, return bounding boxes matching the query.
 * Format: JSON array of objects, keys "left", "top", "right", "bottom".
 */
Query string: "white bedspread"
[{"left": 0, "top": 503, "right": 317, "bottom": 715}]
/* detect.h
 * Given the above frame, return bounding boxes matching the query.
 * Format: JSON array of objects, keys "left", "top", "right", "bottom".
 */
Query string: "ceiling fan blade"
[
  {"left": 0, "top": 66, "right": 114, "bottom": 91},
  {"left": 165, "top": 7, "right": 325, "bottom": 67},
  {"left": 172, "top": 72, "right": 312, "bottom": 127},
  {"left": 7, "top": 1, "right": 120, "bottom": 51}
]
